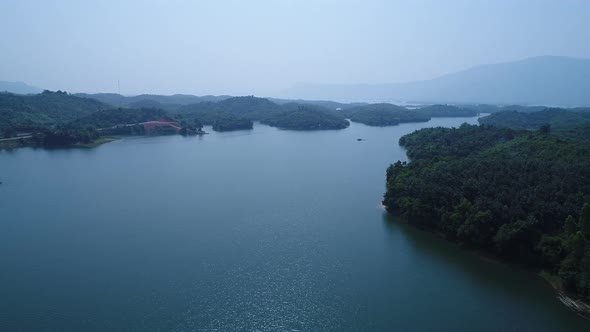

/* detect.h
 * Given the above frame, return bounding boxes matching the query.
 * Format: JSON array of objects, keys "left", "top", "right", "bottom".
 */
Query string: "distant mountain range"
[
  {"left": 72, "top": 93, "right": 367, "bottom": 111},
  {"left": 4, "top": 56, "right": 590, "bottom": 106},
  {"left": 71, "top": 93, "right": 233, "bottom": 112},
  {"left": 0, "top": 81, "right": 42, "bottom": 94},
  {"left": 282, "top": 56, "right": 590, "bottom": 106}
]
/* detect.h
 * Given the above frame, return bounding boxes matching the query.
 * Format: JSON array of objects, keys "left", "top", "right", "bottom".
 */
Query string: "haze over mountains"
[
  {"left": 0, "top": 81, "right": 42, "bottom": 95},
  {"left": 283, "top": 56, "right": 590, "bottom": 106},
  {"left": 3, "top": 56, "right": 590, "bottom": 107}
]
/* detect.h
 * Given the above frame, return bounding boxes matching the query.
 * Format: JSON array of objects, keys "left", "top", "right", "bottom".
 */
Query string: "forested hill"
[
  {"left": 268, "top": 97, "right": 367, "bottom": 110},
  {"left": 261, "top": 104, "right": 349, "bottom": 130},
  {"left": 72, "top": 107, "right": 172, "bottom": 128},
  {"left": 479, "top": 108, "right": 590, "bottom": 129},
  {"left": 0, "top": 92, "right": 355, "bottom": 142},
  {"left": 73, "top": 93, "right": 231, "bottom": 107},
  {"left": 384, "top": 124, "right": 590, "bottom": 300},
  {"left": 176, "top": 96, "right": 281, "bottom": 121},
  {"left": 0, "top": 90, "right": 110, "bottom": 131},
  {"left": 76, "top": 93, "right": 368, "bottom": 112},
  {"left": 345, "top": 103, "right": 429, "bottom": 126},
  {"left": 416, "top": 104, "right": 477, "bottom": 117},
  {"left": 342, "top": 103, "right": 477, "bottom": 127},
  {"left": 175, "top": 97, "right": 351, "bottom": 130}
]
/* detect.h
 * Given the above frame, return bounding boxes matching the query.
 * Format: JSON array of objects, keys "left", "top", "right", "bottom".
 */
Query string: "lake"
[{"left": 0, "top": 117, "right": 588, "bottom": 331}]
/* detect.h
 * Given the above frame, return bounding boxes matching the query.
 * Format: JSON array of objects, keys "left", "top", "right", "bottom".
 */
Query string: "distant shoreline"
[
  {"left": 0, "top": 136, "right": 119, "bottom": 150},
  {"left": 74, "top": 136, "right": 119, "bottom": 148}
]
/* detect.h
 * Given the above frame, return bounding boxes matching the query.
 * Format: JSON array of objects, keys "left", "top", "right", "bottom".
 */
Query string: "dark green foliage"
[
  {"left": 581, "top": 203, "right": 590, "bottom": 237},
  {"left": 438, "top": 104, "right": 589, "bottom": 115},
  {"left": 399, "top": 124, "right": 516, "bottom": 159},
  {"left": 467, "top": 104, "right": 548, "bottom": 114},
  {"left": 3, "top": 127, "right": 17, "bottom": 138},
  {"left": 72, "top": 107, "right": 171, "bottom": 128},
  {"left": 465, "top": 104, "right": 502, "bottom": 114},
  {"left": 133, "top": 97, "right": 348, "bottom": 132},
  {"left": 74, "top": 93, "right": 231, "bottom": 108},
  {"left": 0, "top": 91, "right": 110, "bottom": 133},
  {"left": 193, "top": 119, "right": 203, "bottom": 130},
  {"left": 175, "top": 96, "right": 283, "bottom": 131},
  {"left": 346, "top": 103, "right": 430, "bottom": 126},
  {"left": 268, "top": 97, "right": 367, "bottom": 110},
  {"left": 2, "top": 91, "right": 355, "bottom": 139},
  {"left": 174, "top": 101, "right": 224, "bottom": 125},
  {"left": 213, "top": 96, "right": 283, "bottom": 121},
  {"left": 416, "top": 104, "right": 477, "bottom": 117},
  {"left": 262, "top": 105, "right": 349, "bottom": 130},
  {"left": 211, "top": 113, "right": 253, "bottom": 131},
  {"left": 554, "top": 123, "right": 590, "bottom": 142},
  {"left": 32, "top": 126, "right": 100, "bottom": 146},
  {"left": 0, "top": 91, "right": 122, "bottom": 147},
  {"left": 102, "top": 124, "right": 146, "bottom": 136},
  {"left": 537, "top": 236, "right": 566, "bottom": 266},
  {"left": 383, "top": 124, "right": 590, "bottom": 299},
  {"left": 565, "top": 215, "right": 578, "bottom": 235},
  {"left": 343, "top": 103, "right": 475, "bottom": 127},
  {"left": 177, "top": 96, "right": 282, "bottom": 123},
  {"left": 179, "top": 119, "right": 204, "bottom": 136},
  {"left": 121, "top": 97, "right": 348, "bottom": 132},
  {"left": 125, "top": 99, "right": 182, "bottom": 112},
  {"left": 499, "top": 105, "right": 549, "bottom": 113},
  {"left": 479, "top": 108, "right": 590, "bottom": 129}
]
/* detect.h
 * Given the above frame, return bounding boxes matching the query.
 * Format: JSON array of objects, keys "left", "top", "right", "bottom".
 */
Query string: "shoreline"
[
  {"left": 74, "top": 136, "right": 119, "bottom": 148},
  {"left": 0, "top": 136, "right": 119, "bottom": 150},
  {"left": 539, "top": 272, "right": 590, "bottom": 320},
  {"left": 383, "top": 204, "right": 590, "bottom": 320}
]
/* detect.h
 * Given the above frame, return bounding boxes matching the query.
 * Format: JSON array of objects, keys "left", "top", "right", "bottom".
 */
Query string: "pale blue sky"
[{"left": 1, "top": 0, "right": 589, "bottom": 96}]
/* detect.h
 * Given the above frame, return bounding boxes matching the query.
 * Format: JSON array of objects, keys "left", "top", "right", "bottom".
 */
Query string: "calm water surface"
[{"left": 1, "top": 117, "right": 589, "bottom": 331}]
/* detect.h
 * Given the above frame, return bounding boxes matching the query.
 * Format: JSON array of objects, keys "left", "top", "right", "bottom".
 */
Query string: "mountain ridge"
[
  {"left": 283, "top": 56, "right": 590, "bottom": 106},
  {"left": 0, "top": 81, "right": 43, "bottom": 94}
]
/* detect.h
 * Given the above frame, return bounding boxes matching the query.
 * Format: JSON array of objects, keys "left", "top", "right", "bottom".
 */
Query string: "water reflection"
[{"left": 381, "top": 212, "right": 588, "bottom": 330}]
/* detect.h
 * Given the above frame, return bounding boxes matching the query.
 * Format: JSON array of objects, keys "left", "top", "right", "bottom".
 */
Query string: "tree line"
[{"left": 383, "top": 124, "right": 590, "bottom": 300}]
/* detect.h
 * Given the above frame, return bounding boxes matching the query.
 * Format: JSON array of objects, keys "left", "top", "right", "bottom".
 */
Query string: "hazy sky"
[{"left": 1, "top": 0, "right": 589, "bottom": 96}]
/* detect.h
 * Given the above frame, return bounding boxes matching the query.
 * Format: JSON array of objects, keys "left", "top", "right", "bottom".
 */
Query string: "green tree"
[
  {"left": 194, "top": 119, "right": 203, "bottom": 131},
  {"left": 580, "top": 203, "right": 590, "bottom": 237},
  {"left": 564, "top": 215, "right": 578, "bottom": 235},
  {"left": 566, "top": 232, "right": 586, "bottom": 258},
  {"left": 3, "top": 127, "right": 17, "bottom": 138}
]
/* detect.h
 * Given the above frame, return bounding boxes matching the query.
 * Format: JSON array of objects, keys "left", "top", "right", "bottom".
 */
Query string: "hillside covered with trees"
[
  {"left": 0, "top": 92, "right": 181, "bottom": 147},
  {"left": 479, "top": 108, "right": 590, "bottom": 129},
  {"left": 342, "top": 103, "right": 477, "bottom": 127},
  {"left": 346, "top": 103, "right": 430, "bottom": 126},
  {"left": 72, "top": 107, "right": 171, "bottom": 128},
  {"left": 211, "top": 113, "right": 253, "bottom": 131},
  {"left": 416, "top": 104, "right": 477, "bottom": 117},
  {"left": 383, "top": 124, "right": 590, "bottom": 300},
  {"left": 0, "top": 92, "right": 357, "bottom": 148},
  {"left": 73, "top": 93, "right": 231, "bottom": 108},
  {"left": 176, "top": 96, "right": 282, "bottom": 123},
  {"left": 261, "top": 105, "right": 349, "bottom": 130},
  {"left": 0, "top": 90, "right": 110, "bottom": 133}
]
